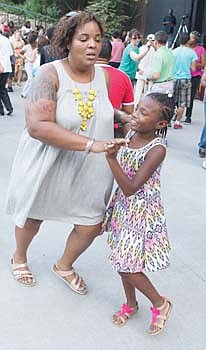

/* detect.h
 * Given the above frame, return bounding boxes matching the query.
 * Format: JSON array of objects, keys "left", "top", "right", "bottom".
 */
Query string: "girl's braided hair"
[
  {"left": 147, "top": 92, "right": 175, "bottom": 139},
  {"left": 51, "top": 11, "right": 104, "bottom": 59}
]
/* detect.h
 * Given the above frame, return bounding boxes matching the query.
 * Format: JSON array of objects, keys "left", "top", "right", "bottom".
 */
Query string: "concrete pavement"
[{"left": 0, "top": 86, "right": 206, "bottom": 350}]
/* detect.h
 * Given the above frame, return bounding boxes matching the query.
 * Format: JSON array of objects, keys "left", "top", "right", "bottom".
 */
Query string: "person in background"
[
  {"left": 21, "top": 21, "right": 32, "bottom": 43},
  {"left": 134, "top": 33, "right": 155, "bottom": 107},
  {"left": 109, "top": 31, "right": 125, "bottom": 68},
  {"left": 0, "top": 31, "right": 13, "bottom": 116},
  {"left": 172, "top": 32, "right": 197, "bottom": 129},
  {"left": 39, "top": 26, "right": 57, "bottom": 65},
  {"left": 148, "top": 31, "right": 174, "bottom": 94},
  {"left": 8, "top": 21, "right": 15, "bottom": 37},
  {"left": 185, "top": 31, "right": 206, "bottom": 124},
  {"left": 162, "top": 8, "right": 176, "bottom": 48},
  {"left": 119, "top": 29, "right": 151, "bottom": 87},
  {"left": 13, "top": 31, "right": 25, "bottom": 86},
  {"left": 20, "top": 31, "right": 38, "bottom": 98},
  {"left": 96, "top": 37, "right": 134, "bottom": 137},
  {"left": 1, "top": 20, "right": 9, "bottom": 35},
  {"left": 3, "top": 31, "right": 15, "bottom": 93},
  {"left": 198, "top": 66, "right": 206, "bottom": 159}
]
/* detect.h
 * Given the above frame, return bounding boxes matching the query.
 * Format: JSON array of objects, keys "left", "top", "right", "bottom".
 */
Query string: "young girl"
[{"left": 102, "top": 92, "right": 174, "bottom": 335}]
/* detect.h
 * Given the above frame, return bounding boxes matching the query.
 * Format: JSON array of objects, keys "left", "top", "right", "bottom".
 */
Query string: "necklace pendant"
[{"left": 73, "top": 86, "right": 97, "bottom": 132}]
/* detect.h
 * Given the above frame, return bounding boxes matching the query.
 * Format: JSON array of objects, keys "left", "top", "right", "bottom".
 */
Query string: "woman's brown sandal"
[
  {"left": 149, "top": 296, "right": 172, "bottom": 335},
  {"left": 11, "top": 258, "right": 36, "bottom": 287},
  {"left": 52, "top": 264, "right": 87, "bottom": 295},
  {"left": 112, "top": 302, "right": 139, "bottom": 327}
]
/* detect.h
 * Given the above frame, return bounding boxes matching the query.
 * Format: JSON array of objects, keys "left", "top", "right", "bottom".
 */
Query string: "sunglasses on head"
[{"left": 66, "top": 11, "right": 79, "bottom": 17}]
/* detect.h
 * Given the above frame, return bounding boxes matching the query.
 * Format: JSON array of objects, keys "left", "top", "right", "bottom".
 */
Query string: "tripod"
[{"left": 171, "top": 18, "right": 188, "bottom": 49}]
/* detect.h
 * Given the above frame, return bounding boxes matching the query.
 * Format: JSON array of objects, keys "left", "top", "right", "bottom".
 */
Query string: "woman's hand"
[{"left": 90, "top": 139, "right": 128, "bottom": 154}]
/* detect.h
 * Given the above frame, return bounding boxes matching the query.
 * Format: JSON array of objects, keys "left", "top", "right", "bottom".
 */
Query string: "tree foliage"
[
  {"left": 86, "top": 0, "right": 128, "bottom": 34},
  {"left": 5, "top": 0, "right": 144, "bottom": 30}
]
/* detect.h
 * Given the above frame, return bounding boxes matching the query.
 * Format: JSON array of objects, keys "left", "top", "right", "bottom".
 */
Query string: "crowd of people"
[{"left": 0, "top": 9, "right": 206, "bottom": 337}]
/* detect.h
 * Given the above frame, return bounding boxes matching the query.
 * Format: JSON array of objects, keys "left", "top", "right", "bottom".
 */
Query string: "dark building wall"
[
  {"left": 144, "top": 0, "right": 193, "bottom": 36},
  {"left": 143, "top": 0, "right": 206, "bottom": 45}
]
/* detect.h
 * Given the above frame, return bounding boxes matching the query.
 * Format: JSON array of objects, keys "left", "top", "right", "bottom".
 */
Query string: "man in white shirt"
[
  {"left": 0, "top": 33, "right": 13, "bottom": 115},
  {"left": 134, "top": 33, "right": 156, "bottom": 106}
]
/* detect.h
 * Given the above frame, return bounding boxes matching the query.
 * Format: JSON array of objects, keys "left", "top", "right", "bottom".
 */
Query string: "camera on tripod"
[{"left": 181, "top": 14, "right": 189, "bottom": 20}]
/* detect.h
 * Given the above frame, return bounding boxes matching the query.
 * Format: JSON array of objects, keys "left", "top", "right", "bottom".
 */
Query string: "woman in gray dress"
[{"left": 6, "top": 12, "right": 126, "bottom": 293}]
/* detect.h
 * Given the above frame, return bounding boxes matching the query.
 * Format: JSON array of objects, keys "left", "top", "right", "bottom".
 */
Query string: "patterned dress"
[{"left": 103, "top": 131, "right": 170, "bottom": 273}]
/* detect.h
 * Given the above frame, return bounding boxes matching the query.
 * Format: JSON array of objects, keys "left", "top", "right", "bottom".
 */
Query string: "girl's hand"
[
  {"left": 90, "top": 139, "right": 127, "bottom": 154},
  {"left": 105, "top": 138, "right": 128, "bottom": 158}
]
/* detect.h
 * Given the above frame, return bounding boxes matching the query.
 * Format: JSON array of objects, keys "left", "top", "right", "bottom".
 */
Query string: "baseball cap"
[{"left": 146, "top": 34, "right": 155, "bottom": 41}]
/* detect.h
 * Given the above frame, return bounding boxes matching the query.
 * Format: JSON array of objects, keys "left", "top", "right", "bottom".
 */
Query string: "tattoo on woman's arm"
[{"left": 29, "top": 73, "right": 57, "bottom": 102}]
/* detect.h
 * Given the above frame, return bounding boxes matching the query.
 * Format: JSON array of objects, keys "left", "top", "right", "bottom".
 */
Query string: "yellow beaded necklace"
[{"left": 73, "top": 87, "right": 97, "bottom": 131}]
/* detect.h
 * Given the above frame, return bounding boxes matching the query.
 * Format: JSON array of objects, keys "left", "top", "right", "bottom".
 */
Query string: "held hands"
[{"left": 90, "top": 139, "right": 128, "bottom": 155}]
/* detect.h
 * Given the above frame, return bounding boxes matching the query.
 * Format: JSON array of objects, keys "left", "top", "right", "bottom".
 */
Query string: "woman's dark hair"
[
  {"left": 46, "top": 26, "right": 55, "bottom": 41},
  {"left": 28, "top": 31, "right": 38, "bottom": 44},
  {"left": 179, "top": 32, "right": 189, "bottom": 45},
  {"left": 147, "top": 92, "right": 175, "bottom": 138},
  {"left": 98, "top": 37, "right": 112, "bottom": 60},
  {"left": 51, "top": 11, "right": 104, "bottom": 59},
  {"left": 37, "top": 35, "right": 49, "bottom": 51},
  {"left": 128, "top": 28, "right": 141, "bottom": 39}
]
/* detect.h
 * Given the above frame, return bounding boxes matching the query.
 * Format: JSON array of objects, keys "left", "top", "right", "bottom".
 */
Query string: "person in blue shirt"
[{"left": 172, "top": 33, "right": 197, "bottom": 129}]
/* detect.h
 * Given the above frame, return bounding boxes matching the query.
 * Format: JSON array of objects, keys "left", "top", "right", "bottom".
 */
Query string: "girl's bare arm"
[{"left": 106, "top": 145, "right": 166, "bottom": 196}]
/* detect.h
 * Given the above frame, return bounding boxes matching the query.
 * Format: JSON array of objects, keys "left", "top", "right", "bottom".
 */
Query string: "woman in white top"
[{"left": 7, "top": 12, "right": 126, "bottom": 293}]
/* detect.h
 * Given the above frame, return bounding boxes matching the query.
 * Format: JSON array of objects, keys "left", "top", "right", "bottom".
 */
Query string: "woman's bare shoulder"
[{"left": 30, "top": 63, "right": 59, "bottom": 102}]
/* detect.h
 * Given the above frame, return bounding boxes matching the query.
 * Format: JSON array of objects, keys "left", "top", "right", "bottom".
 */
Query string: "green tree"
[{"left": 86, "top": 0, "right": 128, "bottom": 34}]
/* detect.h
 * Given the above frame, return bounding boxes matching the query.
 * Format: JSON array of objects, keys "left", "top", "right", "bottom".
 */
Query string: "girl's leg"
[
  {"left": 112, "top": 274, "right": 138, "bottom": 326},
  {"left": 121, "top": 272, "right": 163, "bottom": 307},
  {"left": 121, "top": 272, "right": 172, "bottom": 334},
  {"left": 54, "top": 223, "right": 102, "bottom": 292},
  {"left": 121, "top": 274, "right": 137, "bottom": 307},
  {"left": 13, "top": 218, "right": 42, "bottom": 284}
]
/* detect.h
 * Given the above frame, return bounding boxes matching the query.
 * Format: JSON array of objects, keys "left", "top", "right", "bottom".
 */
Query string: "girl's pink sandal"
[
  {"left": 112, "top": 303, "right": 139, "bottom": 327},
  {"left": 149, "top": 297, "right": 172, "bottom": 335}
]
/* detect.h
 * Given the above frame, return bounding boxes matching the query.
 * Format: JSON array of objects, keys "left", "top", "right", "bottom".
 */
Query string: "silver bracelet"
[{"left": 85, "top": 138, "right": 95, "bottom": 153}]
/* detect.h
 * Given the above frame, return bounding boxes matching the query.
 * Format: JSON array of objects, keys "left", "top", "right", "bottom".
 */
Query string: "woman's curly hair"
[{"left": 51, "top": 11, "right": 104, "bottom": 59}]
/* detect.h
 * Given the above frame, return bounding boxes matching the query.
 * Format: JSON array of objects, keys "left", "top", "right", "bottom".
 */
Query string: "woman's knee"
[
  {"left": 21, "top": 218, "right": 42, "bottom": 235},
  {"left": 74, "top": 223, "right": 102, "bottom": 238}
]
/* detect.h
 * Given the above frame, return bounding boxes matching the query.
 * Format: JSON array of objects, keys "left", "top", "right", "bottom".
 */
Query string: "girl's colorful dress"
[{"left": 103, "top": 131, "right": 170, "bottom": 273}]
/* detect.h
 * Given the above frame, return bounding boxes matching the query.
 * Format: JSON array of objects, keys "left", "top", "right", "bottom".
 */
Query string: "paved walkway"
[{"left": 0, "top": 86, "right": 206, "bottom": 350}]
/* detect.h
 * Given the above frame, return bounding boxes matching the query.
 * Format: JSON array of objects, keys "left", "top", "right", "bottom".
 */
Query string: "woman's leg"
[
  {"left": 12, "top": 218, "right": 42, "bottom": 284},
  {"left": 17, "top": 65, "right": 23, "bottom": 85},
  {"left": 14, "top": 218, "right": 42, "bottom": 263},
  {"left": 54, "top": 223, "right": 101, "bottom": 289}
]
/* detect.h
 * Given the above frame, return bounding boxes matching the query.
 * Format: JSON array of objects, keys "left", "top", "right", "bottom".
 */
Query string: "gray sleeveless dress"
[{"left": 6, "top": 62, "right": 114, "bottom": 228}]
